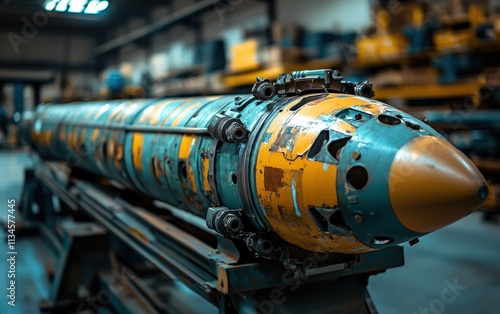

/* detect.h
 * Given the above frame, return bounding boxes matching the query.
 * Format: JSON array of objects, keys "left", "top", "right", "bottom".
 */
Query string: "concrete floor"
[
  {"left": 0, "top": 149, "right": 52, "bottom": 314},
  {"left": 1, "top": 149, "right": 499, "bottom": 314}
]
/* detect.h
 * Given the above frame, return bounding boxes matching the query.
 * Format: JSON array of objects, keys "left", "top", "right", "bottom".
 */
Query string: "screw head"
[{"left": 352, "top": 151, "right": 361, "bottom": 160}]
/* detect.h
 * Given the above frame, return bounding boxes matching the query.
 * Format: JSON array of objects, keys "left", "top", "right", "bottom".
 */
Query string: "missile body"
[{"left": 20, "top": 76, "right": 488, "bottom": 257}]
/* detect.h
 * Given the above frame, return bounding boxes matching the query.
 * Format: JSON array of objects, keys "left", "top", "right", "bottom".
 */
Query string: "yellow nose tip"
[{"left": 389, "top": 136, "right": 488, "bottom": 234}]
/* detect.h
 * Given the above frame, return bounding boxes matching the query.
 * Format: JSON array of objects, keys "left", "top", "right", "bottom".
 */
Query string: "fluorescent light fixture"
[
  {"left": 45, "top": 1, "right": 57, "bottom": 11},
  {"left": 97, "top": 1, "right": 108, "bottom": 11},
  {"left": 55, "top": 0, "right": 69, "bottom": 12},
  {"left": 68, "top": 0, "right": 88, "bottom": 13},
  {"left": 84, "top": 0, "right": 100, "bottom": 14},
  {"left": 45, "top": 0, "right": 109, "bottom": 14}
]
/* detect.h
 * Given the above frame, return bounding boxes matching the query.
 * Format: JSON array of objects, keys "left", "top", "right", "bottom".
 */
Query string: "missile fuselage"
[{"left": 20, "top": 73, "right": 488, "bottom": 257}]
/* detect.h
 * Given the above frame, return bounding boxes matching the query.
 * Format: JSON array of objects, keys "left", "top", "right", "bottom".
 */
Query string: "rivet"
[
  {"left": 354, "top": 214, "right": 364, "bottom": 223},
  {"left": 352, "top": 151, "right": 361, "bottom": 160}
]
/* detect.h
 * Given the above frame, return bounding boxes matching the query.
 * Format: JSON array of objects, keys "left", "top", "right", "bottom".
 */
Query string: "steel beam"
[{"left": 95, "top": 0, "right": 222, "bottom": 55}]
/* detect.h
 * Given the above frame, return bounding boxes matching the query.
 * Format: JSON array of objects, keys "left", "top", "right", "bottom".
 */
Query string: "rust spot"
[{"left": 264, "top": 167, "right": 284, "bottom": 192}]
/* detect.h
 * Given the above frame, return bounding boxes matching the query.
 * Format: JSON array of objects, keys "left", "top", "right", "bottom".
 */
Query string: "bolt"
[{"left": 352, "top": 151, "right": 361, "bottom": 160}]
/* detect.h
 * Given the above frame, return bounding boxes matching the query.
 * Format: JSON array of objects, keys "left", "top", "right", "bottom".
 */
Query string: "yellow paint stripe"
[
  {"left": 178, "top": 135, "right": 195, "bottom": 159},
  {"left": 132, "top": 133, "right": 144, "bottom": 171},
  {"left": 202, "top": 156, "right": 211, "bottom": 192}
]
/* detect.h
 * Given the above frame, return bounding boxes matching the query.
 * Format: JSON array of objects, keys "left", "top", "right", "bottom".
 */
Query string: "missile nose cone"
[{"left": 389, "top": 136, "right": 488, "bottom": 233}]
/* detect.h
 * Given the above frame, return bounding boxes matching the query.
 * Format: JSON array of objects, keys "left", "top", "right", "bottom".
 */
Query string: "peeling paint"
[
  {"left": 291, "top": 178, "right": 301, "bottom": 217},
  {"left": 264, "top": 167, "right": 284, "bottom": 192}
]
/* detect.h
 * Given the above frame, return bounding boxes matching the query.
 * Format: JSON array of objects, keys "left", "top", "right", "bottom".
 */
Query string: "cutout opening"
[
  {"left": 346, "top": 166, "right": 369, "bottom": 190},
  {"left": 101, "top": 140, "right": 107, "bottom": 161},
  {"left": 309, "top": 207, "right": 328, "bottom": 232},
  {"left": 329, "top": 210, "right": 349, "bottom": 230},
  {"left": 378, "top": 114, "right": 401, "bottom": 125},
  {"left": 178, "top": 161, "right": 188, "bottom": 180},
  {"left": 308, "top": 130, "right": 329, "bottom": 158},
  {"left": 327, "top": 137, "right": 350, "bottom": 161}
]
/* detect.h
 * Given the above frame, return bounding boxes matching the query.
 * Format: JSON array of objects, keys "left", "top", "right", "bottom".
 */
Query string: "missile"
[{"left": 19, "top": 69, "right": 488, "bottom": 257}]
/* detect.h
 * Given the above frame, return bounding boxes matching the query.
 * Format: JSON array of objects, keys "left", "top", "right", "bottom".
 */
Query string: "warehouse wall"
[{"left": 0, "top": 25, "right": 97, "bottom": 103}]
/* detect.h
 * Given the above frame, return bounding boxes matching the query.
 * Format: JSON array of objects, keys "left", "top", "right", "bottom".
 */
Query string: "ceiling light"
[
  {"left": 45, "top": 0, "right": 109, "bottom": 14},
  {"left": 97, "top": 1, "right": 108, "bottom": 11},
  {"left": 45, "top": 1, "right": 57, "bottom": 11},
  {"left": 84, "top": 0, "right": 99, "bottom": 14},
  {"left": 68, "top": 0, "right": 87, "bottom": 13},
  {"left": 55, "top": 0, "right": 69, "bottom": 12}
]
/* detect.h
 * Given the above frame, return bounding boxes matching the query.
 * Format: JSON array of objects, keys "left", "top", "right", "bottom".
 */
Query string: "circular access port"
[
  {"left": 372, "top": 236, "right": 393, "bottom": 245},
  {"left": 378, "top": 114, "right": 401, "bottom": 125},
  {"left": 360, "top": 87, "right": 371, "bottom": 97},
  {"left": 256, "top": 238, "right": 274, "bottom": 255},
  {"left": 234, "top": 128, "right": 245, "bottom": 140},
  {"left": 224, "top": 215, "right": 243, "bottom": 233},
  {"left": 346, "top": 166, "right": 369, "bottom": 190},
  {"left": 356, "top": 85, "right": 372, "bottom": 97},
  {"left": 229, "top": 219, "right": 241, "bottom": 231},
  {"left": 264, "top": 87, "right": 274, "bottom": 97}
]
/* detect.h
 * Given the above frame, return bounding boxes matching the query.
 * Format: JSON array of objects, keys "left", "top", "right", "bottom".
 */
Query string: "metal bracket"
[
  {"left": 207, "top": 114, "right": 249, "bottom": 143},
  {"left": 251, "top": 69, "right": 375, "bottom": 100},
  {"left": 206, "top": 207, "right": 281, "bottom": 259},
  {"left": 206, "top": 207, "right": 244, "bottom": 238}
]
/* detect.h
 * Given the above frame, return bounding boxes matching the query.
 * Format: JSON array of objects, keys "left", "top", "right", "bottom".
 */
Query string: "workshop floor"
[{"left": 1, "top": 149, "right": 499, "bottom": 314}]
